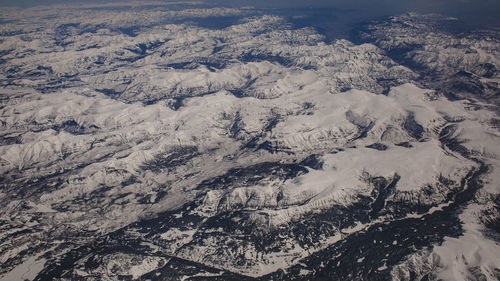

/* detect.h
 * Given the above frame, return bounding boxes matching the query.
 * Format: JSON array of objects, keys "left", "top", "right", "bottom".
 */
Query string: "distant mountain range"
[{"left": 1, "top": 3, "right": 499, "bottom": 281}]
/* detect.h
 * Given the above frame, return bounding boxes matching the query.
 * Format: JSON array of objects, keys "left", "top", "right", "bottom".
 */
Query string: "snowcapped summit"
[{"left": 1, "top": 4, "right": 499, "bottom": 281}]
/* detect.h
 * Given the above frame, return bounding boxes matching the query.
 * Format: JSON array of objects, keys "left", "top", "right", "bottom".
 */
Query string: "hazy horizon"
[{"left": 1, "top": 0, "right": 499, "bottom": 27}]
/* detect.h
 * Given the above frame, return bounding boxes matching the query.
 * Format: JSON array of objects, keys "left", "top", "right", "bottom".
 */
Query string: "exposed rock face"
[
  {"left": 0, "top": 5, "right": 499, "bottom": 281},
  {"left": 353, "top": 13, "right": 500, "bottom": 106}
]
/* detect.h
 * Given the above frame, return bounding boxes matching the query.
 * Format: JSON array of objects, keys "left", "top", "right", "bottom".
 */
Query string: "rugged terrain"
[{"left": 0, "top": 3, "right": 499, "bottom": 281}]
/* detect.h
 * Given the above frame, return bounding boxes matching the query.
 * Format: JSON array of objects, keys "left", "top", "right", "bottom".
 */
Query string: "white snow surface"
[
  {"left": 0, "top": 256, "right": 46, "bottom": 281},
  {"left": 0, "top": 4, "right": 499, "bottom": 281},
  {"left": 432, "top": 204, "right": 500, "bottom": 281}
]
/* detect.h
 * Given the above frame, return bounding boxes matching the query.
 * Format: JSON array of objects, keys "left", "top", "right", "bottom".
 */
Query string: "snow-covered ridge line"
[{"left": 1, "top": 6, "right": 499, "bottom": 281}]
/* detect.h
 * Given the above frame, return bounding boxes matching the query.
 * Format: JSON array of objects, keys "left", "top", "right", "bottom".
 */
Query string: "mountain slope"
[{"left": 0, "top": 5, "right": 499, "bottom": 281}]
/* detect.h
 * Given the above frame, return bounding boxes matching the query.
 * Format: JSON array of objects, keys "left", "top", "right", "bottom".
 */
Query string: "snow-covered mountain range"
[{"left": 0, "top": 3, "right": 499, "bottom": 281}]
